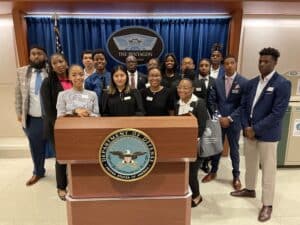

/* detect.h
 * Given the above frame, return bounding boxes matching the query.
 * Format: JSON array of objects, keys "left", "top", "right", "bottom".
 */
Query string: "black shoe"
[
  {"left": 230, "top": 188, "right": 256, "bottom": 198},
  {"left": 191, "top": 195, "right": 203, "bottom": 208},
  {"left": 200, "top": 161, "right": 210, "bottom": 173}
]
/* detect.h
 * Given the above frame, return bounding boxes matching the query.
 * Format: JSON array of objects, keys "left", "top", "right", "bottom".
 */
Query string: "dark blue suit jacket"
[
  {"left": 217, "top": 65, "right": 225, "bottom": 79},
  {"left": 241, "top": 72, "right": 291, "bottom": 141},
  {"left": 208, "top": 73, "right": 248, "bottom": 131}
]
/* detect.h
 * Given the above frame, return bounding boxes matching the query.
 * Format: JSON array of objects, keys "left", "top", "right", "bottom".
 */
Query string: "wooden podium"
[{"left": 55, "top": 116, "right": 198, "bottom": 225}]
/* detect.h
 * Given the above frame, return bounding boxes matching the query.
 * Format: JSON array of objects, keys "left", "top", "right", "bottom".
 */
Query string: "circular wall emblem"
[
  {"left": 107, "top": 26, "right": 164, "bottom": 65},
  {"left": 99, "top": 128, "right": 157, "bottom": 182}
]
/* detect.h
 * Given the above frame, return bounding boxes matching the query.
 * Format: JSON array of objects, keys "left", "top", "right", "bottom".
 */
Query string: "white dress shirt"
[
  {"left": 210, "top": 66, "right": 220, "bottom": 79},
  {"left": 178, "top": 94, "right": 198, "bottom": 115},
  {"left": 251, "top": 70, "right": 276, "bottom": 117},
  {"left": 84, "top": 68, "right": 96, "bottom": 80},
  {"left": 28, "top": 68, "right": 46, "bottom": 117},
  {"left": 198, "top": 75, "right": 209, "bottom": 88},
  {"left": 128, "top": 70, "right": 138, "bottom": 89}
]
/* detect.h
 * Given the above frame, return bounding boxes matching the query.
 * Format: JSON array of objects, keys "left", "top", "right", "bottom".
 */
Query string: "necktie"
[
  {"left": 35, "top": 69, "right": 42, "bottom": 95},
  {"left": 225, "top": 77, "right": 232, "bottom": 97},
  {"left": 202, "top": 78, "right": 208, "bottom": 88},
  {"left": 130, "top": 73, "right": 135, "bottom": 89}
]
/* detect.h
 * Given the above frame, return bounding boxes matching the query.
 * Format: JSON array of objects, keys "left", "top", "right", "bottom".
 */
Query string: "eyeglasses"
[{"left": 177, "top": 86, "right": 192, "bottom": 91}]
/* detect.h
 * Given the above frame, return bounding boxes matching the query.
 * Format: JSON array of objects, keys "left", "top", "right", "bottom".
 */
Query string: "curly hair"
[
  {"left": 211, "top": 43, "right": 223, "bottom": 54},
  {"left": 259, "top": 47, "right": 280, "bottom": 61},
  {"left": 92, "top": 49, "right": 107, "bottom": 60}
]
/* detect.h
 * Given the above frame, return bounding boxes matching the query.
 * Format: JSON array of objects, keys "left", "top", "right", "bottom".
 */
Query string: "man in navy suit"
[
  {"left": 126, "top": 55, "right": 148, "bottom": 90},
  {"left": 231, "top": 48, "right": 291, "bottom": 222},
  {"left": 203, "top": 56, "right": 248, "bottom": 190}
]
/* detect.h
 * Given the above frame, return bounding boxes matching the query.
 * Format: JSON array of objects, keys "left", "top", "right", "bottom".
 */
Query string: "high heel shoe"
[
  {"left": 191, "top": 195, "right": 203, "bottom": 208},
  {"left": 57, "top": 189, "right": 67, "bottom": 201}
]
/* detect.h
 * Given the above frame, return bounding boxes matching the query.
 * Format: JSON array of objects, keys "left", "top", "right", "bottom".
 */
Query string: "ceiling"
[{"left": 0, "top": 1, "right": 300, "bottom": 15}]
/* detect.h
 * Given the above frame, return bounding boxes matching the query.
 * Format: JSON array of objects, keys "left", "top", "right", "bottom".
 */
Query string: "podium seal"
[{"left": 99, "top": 128, "right": 157, "bottom": 182}]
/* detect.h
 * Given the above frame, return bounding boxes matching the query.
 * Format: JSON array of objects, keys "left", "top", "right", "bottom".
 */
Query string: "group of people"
[{"left": 15, "top": 43, "right": 291, "bottom": 222}]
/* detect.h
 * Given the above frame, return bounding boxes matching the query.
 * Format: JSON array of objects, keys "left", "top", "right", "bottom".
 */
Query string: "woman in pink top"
[{"left": 41, "top": 53, "right": 72, "bottom": 201}]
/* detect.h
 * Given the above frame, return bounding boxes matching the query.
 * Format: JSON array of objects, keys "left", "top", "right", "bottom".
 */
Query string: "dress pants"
[
  {"left": 244, "top": 138, "right": 278, "bottom": 206},
  {"left": 23, "top": 115, "right": 46, "bottom": 176},
  {"left": 189, "top": 157, "right": 201, "bottom": 199},
  {"left": 48, "top": 141, "right": 67, "bottom": 190},
  {"left": 210, "top": 127, "right": 241, "bottom": 178}
]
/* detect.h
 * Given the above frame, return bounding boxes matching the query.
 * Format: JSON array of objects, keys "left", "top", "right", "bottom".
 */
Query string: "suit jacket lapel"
[
  {"left": 220, "top": 76, "right": 226, "bottom": 99},
  {"left": 174, "top": 102, "right": 179, "bottom": 115},
  {"left": 227, "top": 75, "right": 239, "bottom": 99},
  {"left": 208, "top": 77, "right": 213, "bottom": 89},
  {"left": 254, "top": 72, "right": 278, "bottom": 106},
  {"left": 25, "top": 66, "right": 32, "bottom": 96}
]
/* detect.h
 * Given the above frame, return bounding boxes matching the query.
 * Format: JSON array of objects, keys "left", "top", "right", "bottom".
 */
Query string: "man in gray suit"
[{"left": 15, "top": 46, "right": 48, "bottom": 186}]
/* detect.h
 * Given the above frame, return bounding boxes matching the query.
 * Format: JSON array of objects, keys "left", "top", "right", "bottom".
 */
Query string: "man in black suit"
[
  {"left": 180, "top": 57, "right": 196, "bottom": 80},
  {"left": 194, "top": 58, "right": 216, "bottom": 103},
  {"left": 126, "top": 55, "right": 148, "bottom": 90},
  {"left": 193, "top": 58, "right": 216, "bottom": 173}
]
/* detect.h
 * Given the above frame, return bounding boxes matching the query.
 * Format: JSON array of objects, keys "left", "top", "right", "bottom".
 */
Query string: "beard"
[
  {"left": 182, "top": 69, "right": 195, "bottom": 80},
  {"left": 29, "top": 60, "right": 46, "bottom": 70}
]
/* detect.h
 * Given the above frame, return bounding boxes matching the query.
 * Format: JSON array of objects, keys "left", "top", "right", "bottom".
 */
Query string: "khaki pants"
[{"left": 244, "top": 138, "right": 278, "bottom": 206}]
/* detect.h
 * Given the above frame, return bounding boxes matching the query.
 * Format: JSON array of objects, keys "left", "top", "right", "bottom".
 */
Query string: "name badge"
[
  {"left": 81, "top": 94, "right": 89, "bottom": 99},
  {"left": 146, "top": 96, "right": 153, "bottom": 101},
  {"left": 267, "top": 87, "right": 274, "bottom": 92},
  {"left": 145, "top": 83, "right": 150, "bottom": 88},
  {"left": 124, "top": 96, "right": 131, "bottom": 101},
  {"left": 232, "top": 90, "right": 239, "bottom": 94},
  {"left": 196, "top": 87, "right": 202, "bottom": 92}
]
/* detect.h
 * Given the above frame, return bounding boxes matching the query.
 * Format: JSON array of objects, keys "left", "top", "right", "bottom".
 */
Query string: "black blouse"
[
  {"left": 101, "top": 89, "right": 145, "bottom": 116},
  {"left": 161, "top": 74, "right": 181, "bottom": 89},
  {"left": 140, "top": 87, "right": 174, "bottom": 116}
]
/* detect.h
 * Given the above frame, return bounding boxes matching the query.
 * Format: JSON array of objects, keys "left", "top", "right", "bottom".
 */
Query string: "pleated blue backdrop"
[{"left": 26, "top": 17, "right": 230, "bottom": 72}]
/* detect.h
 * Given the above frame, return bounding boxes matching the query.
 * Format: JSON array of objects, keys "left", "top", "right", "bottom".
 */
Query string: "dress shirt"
[
  {"left": 210, "top": 66, "right": 220, "bottom": 79},
  {"left": 225, "top": 72, "right": 237, "bottom": 96},
  {"left": 178, "top": 94, "right": 198, "bottom": 115},
  {"left": 28, "top": 68, "right": 46, "bottom": 117},
  {"left": 128, "top": 70, "right": 138, "bottom": 89},
  {"left": 84, "top": 68, "right": 96, "bottom": 80},
  {"left": 251, "top": 70, "right": 276, "bottom": 117},
  {"left": 198, "top": 74, "right": 209, "bottom": 88}
]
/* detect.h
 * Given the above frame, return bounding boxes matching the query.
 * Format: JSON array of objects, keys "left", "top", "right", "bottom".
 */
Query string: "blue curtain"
[{"left": 26, "top": 17, "right": 230, "bottom": 71}]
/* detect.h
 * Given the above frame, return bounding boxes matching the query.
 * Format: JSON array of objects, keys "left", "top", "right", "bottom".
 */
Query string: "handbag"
[{"left": 198, "top": 111, "right": 223, "bottom": 158}]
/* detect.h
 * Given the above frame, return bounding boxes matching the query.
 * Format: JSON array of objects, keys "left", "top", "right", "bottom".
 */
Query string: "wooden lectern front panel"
[
  {"left": 68, "top": 162, "right": 189, "bottom": 198},
  {"left": 67, "top": 194, "right": 191, "bottom": 225},
  {"left": 55, "top": 116, "right": 198, "bottom": 163}
]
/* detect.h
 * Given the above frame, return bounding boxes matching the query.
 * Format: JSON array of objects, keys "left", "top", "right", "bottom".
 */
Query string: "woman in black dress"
[
  {"left": 160, "top": 53, "right": 181, "bottom": 89},
  {"left": 140, "top": 68, "right": 174, "bottom": 116},
  {"left": 101, "top": 65, "right": 145, "bottom": 116}
]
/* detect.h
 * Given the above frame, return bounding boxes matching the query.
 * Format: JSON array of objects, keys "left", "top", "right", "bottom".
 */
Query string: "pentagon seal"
[{"left": 99, "top": 129, "right": 157, "bottom": 182}]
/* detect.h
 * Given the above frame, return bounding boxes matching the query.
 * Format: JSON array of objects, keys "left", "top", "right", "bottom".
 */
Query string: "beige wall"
[
  {"left": 0, "top": 15, "right": 24, "bottom": 137},
  {"left": 239, "top": 15, "right": 300, "bottom": 79}
]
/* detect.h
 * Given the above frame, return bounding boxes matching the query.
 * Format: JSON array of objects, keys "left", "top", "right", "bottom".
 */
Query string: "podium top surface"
[{"left": 55, "top": 116, "right": 198, "bottom": 163}]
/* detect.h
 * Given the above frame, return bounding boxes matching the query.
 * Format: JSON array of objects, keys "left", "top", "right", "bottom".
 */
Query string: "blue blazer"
[
  {"left": 208, "top": 73, "right": 248, "bottom": 131},
  {"left": 241, "top": 72, "right": 291, "bottom": 141},
  {"left": 217, "top": 65, "right": 225, "bottom": 79}
]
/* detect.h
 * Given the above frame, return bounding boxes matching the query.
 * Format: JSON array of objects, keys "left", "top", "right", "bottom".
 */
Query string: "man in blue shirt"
[{"left": 85, "top": 49, "right": 111, "bottom": 102}]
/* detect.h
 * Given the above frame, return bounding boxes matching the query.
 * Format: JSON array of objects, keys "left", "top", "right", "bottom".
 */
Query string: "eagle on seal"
[{"left": 110, "top": 150, "right": 146, "bottom": 164}]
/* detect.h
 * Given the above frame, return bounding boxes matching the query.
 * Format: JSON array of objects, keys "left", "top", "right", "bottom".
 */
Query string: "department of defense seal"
[{"left": 99, "top": 128, "right": 157, "bottom": 182}]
